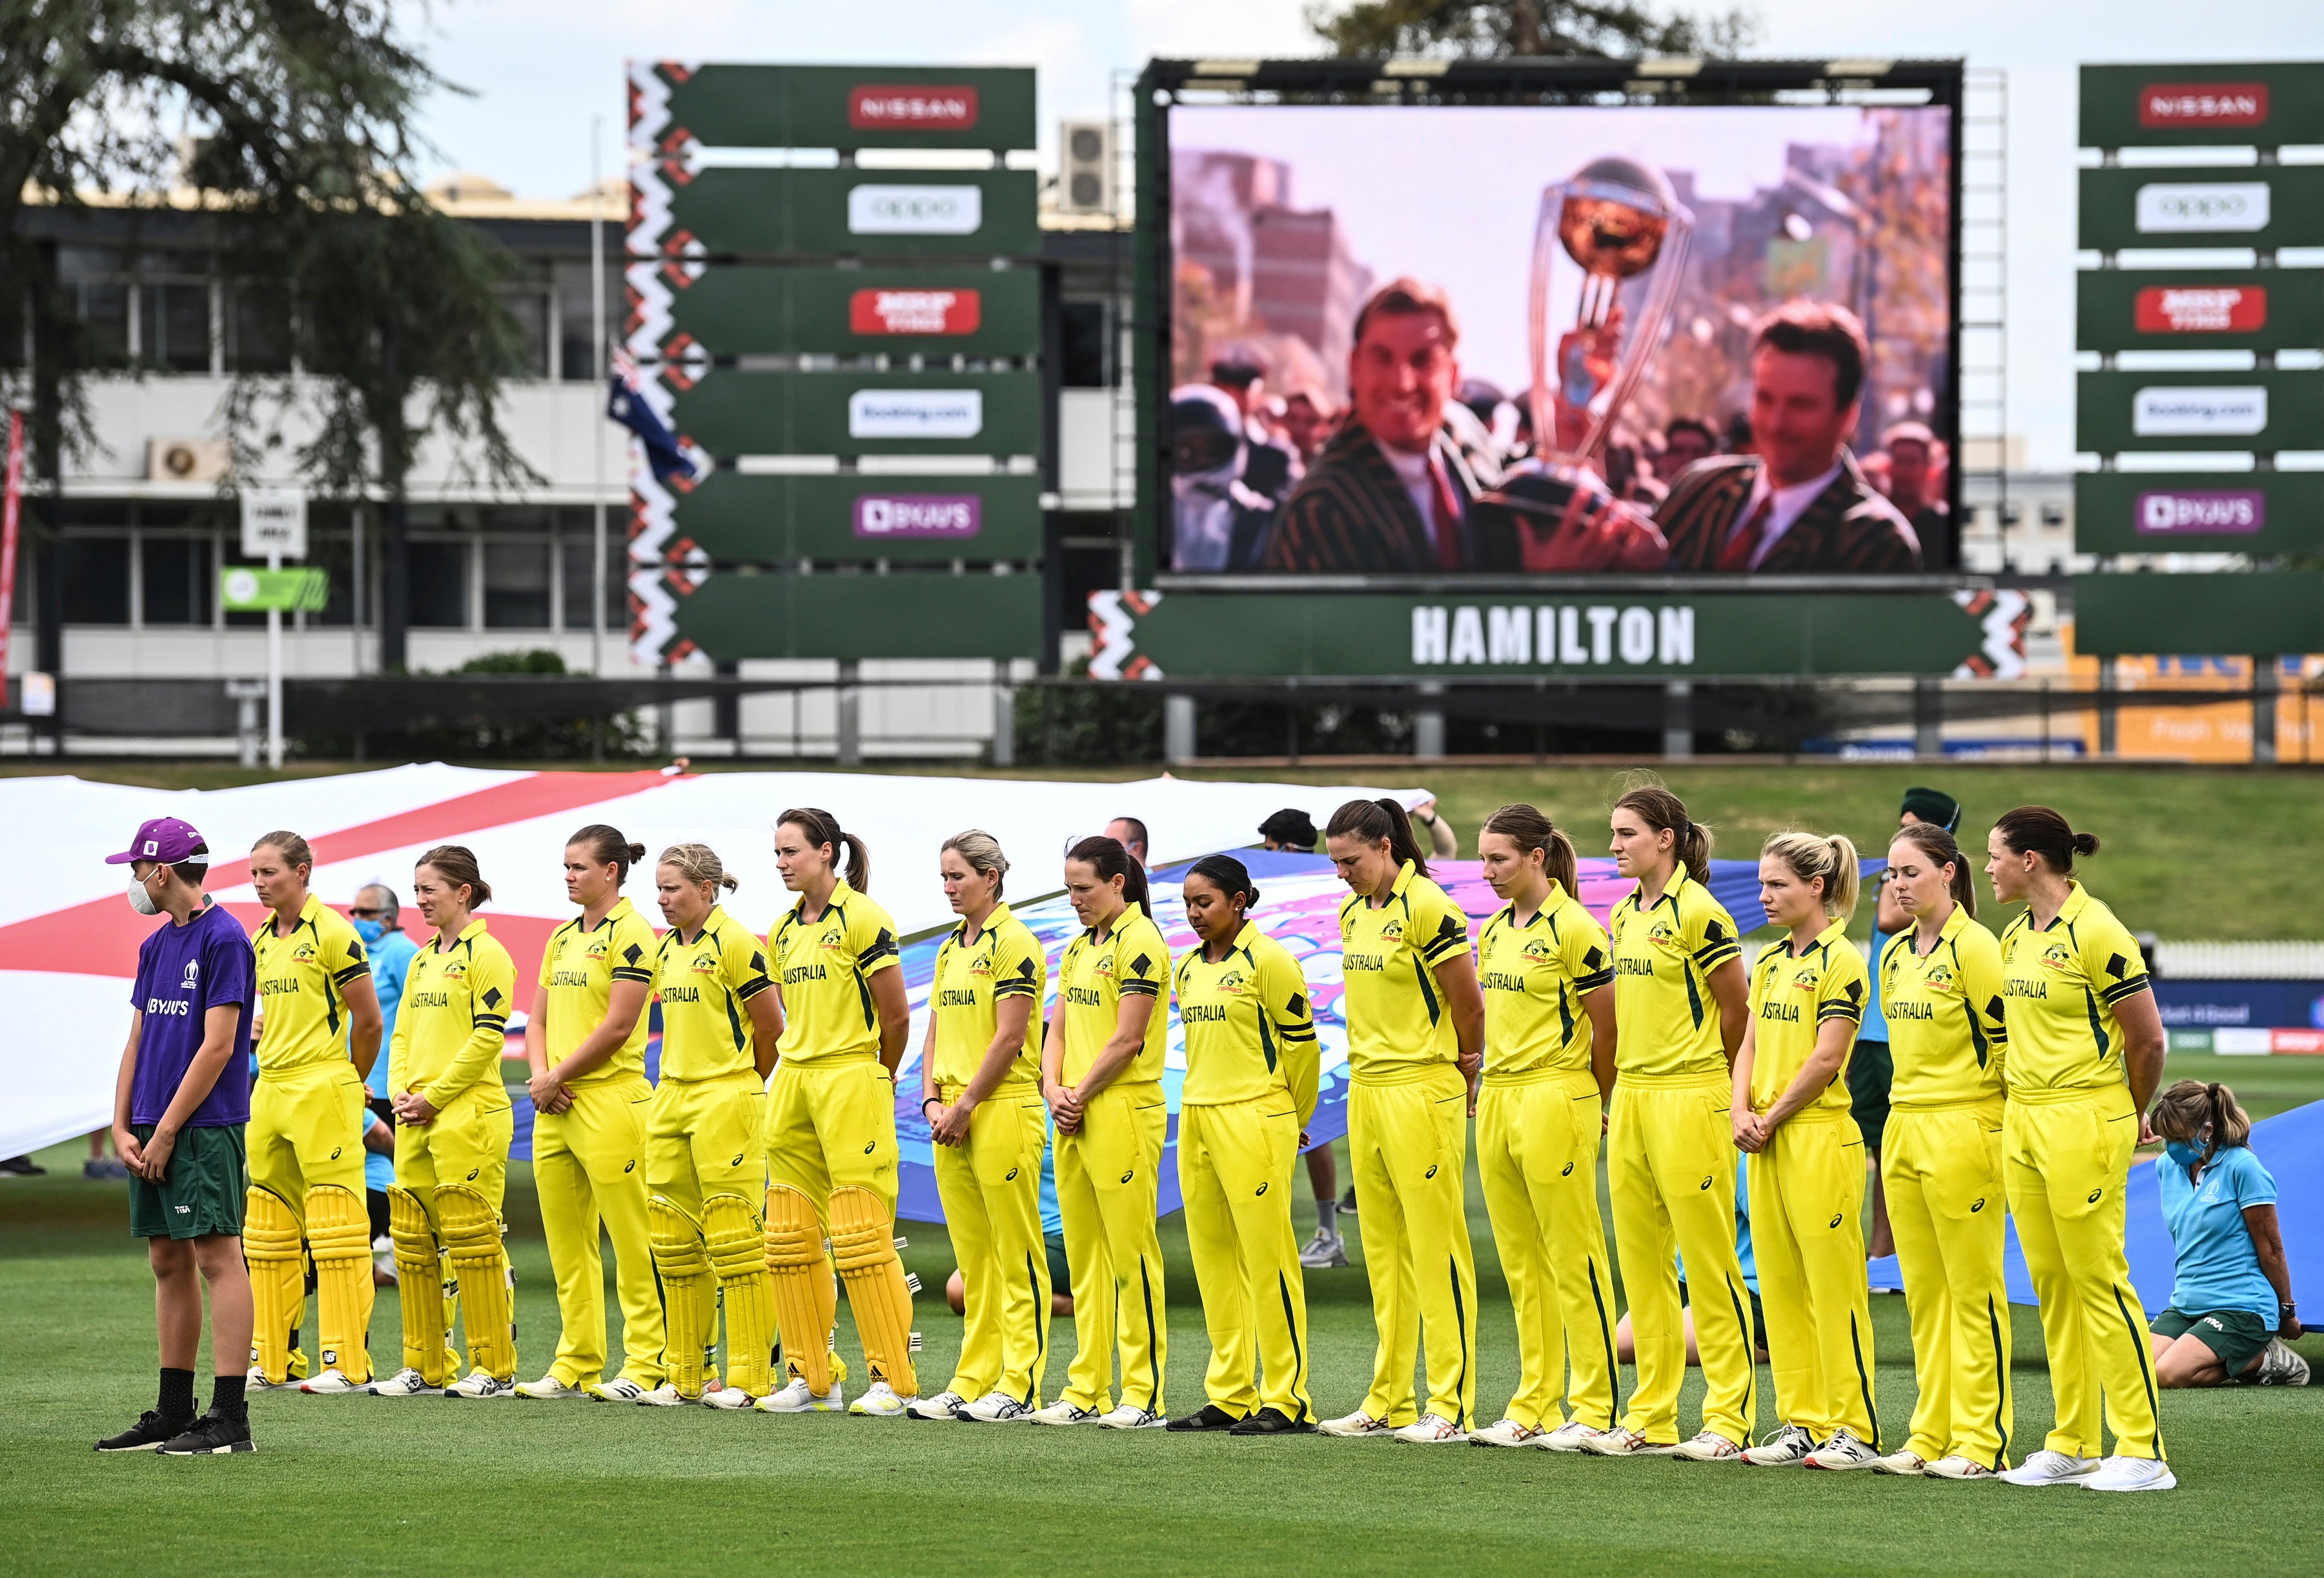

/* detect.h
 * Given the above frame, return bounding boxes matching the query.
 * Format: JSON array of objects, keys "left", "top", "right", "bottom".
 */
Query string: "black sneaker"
[
  {"left": 96, "top": 1410, "right": 194, "bottom": 1452},
  {"left": 157, "top": 1411, "right": 256, "bottom": 1455},
  {"left": 1337, "top": 1188, "right": 1357, "bottom": 1214},
  {"left": 0, "top": 1154, "right": 45, "bottom": 1177},
  {"left": 1165, "top": 1402, "right": 1247, "bottom": 1432},
  {"left": 1230, "top": 1407, "right": 1318, "bottom": 1436}
]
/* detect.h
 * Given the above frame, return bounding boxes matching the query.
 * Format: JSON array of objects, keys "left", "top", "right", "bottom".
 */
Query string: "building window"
[
  {"left": 139, "top": 531, "right": 213, "bottom": 625},
  {"left": 227, "top": 285, "right": 293, "bottom": 374},
  {"left": 61, "top": 534, "right": 131, "bottom": 624},
  {"left": 409, "top": 539, "right": 470, "bottom": 627},
  {"left": 484, "top": 539, "right": 553, "bottom": 628},
  {"left": 553, "top": 258, "right": 616, "bottom": 383},
  {"left": 1059, "top": 299, "right": 1110, "bottom": 387},
  {"left": 498, "top": 278, "right": 551, "bottom": 379},
  {"left": 140, "top": 281, "right": 213, "bottom": 374},
  {"left": 559, "top": 507, "right": 623, "bottom": 630}
]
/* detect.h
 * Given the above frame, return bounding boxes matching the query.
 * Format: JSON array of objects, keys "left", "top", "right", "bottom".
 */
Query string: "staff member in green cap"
[{"left": 1860, "top": 785, "right": 1961, "bottom": 1262}]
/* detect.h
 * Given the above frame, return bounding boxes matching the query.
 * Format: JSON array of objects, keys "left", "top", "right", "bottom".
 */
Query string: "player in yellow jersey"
[
  {"left": 1168, "top": 854, "right": 1320, "bottom": 1435},
  {"left": 369, "top": 846, "right": 520, "bottom": 1399},
  {"left": 1584, "top": 784, "right": 1755, "bottom": 1461},
  {"left": 1986, "top": 808, "right": 2172, "bottom": 1492},
  {"left": 911, "top": 830, "right": 1052, "bottom": 1423},
  {"left": 1034, "top": 834, "right": 1175, "bottom": 1428},
  {"left": 516, "top": 825, "right": 667, "bottom": 1402},
  {"left": 638, "top": 844, "right": 782, "bottom": 1408},
  {"left": 243, "top": 831, "right": 385, "bottom": 1395},
  {"left": 1866, "top": 821, "right": 2013, "bottom": 1479},
  {"left": 1468, "top": 805, "right": 1621, "bottom": 1450},
  {"left": 759, "top": 808, "right": 916, "bottom": 1419},
  {"left": 1733, "top": 832, "right": 1878, "bottom": 1469},
  {"left": 1314, "top": 798, "right": 1485, "bottom": 1445}
]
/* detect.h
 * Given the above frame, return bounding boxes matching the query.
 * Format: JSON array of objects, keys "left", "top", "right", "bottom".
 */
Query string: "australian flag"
[{"left": 607, "top": 362, "right": 698, "bottom": 485}]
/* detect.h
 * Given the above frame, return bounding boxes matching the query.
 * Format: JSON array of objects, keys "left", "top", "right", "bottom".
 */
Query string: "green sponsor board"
[
  {"left": 671, "top": 472, "right": 1042, "bottom": 563},
  {"left": 2079, "top": 63, "right": 2324, "bottom": 149},
  {"left": 646, "top": 168, "right": 1039, "bottom": 259},
  {"left": 671, "top": 572, "right": 1041, "bottom": 661},
  {"left": 2074, "top": 472, "right": 2324, "bottom": 556},
  {"left": 219, "top": 566, "right": 327, "bottom": 613},
  {"left": 2076, "top": 268, "right": 2324, "bottom": 354},
  {"left": 666, "top": 368, "right": 1040, "bottom": 458},
  {"left": 2077, "top": 370, "right": 2324, "bottom": 453},
  {"left": 2074, "top": 572, "right": 2324, "bottom": 657},
  {"left": 2079, "top": 165, "right": 2324, "bottom": 252},
  {"left": 645, "top": 65, "right": 1035, "bottom": 152},
  {"left": 648, "top": 265, "right": 1038, "bottom": 359},
  {"left": 1087, "top": 590, "right": 2021, "bottom": 680}
]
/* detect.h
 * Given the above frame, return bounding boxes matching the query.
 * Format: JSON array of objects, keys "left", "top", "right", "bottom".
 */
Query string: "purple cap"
[{"left": 105, "top": 816, "right": 209, "bottom": 866}]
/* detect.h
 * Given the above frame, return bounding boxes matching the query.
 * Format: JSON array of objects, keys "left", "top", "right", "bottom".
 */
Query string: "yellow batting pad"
[
  {"left": 704, "top": 1193, "right": 774, "bottom": 1396},
  {"left": 435, "top": 1183, "right": 516, "bottom": 1382},
  {"left": 305, "top": 1184, "right": 375, "bottom": 1384},
  {"left": 762, "top": 1183, "right": 835, "bottom": 1392},
  {"left": 830, "top": 1185, "right": 918, "bottom": 1397},
  {"left": 649, "top": 1195, "right": 713, "bottom": 1399},
  {"left": 243, "top": 1186, "right": 304, "bottom": 1384},
  {"left": 387, "top": 1186, "right": 451, "bottom": 1387}
]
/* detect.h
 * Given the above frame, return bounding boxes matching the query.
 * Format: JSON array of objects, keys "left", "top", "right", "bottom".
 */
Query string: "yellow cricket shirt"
[
  {"left": 1998, "top": 881, "right": 2152, "bottom": 1099},
  {"left": 1609, "top": 873, "right": 1743, "bottom": 1080},
  {"left": 1879, "top": 904, "right": 2008, "bottom": 1109},
  {"left": 1477, "top": 881, "right": 1615, "bottom": 1083},
  {"left": 1746, "top": 920, "right": 1866, "bottom": 1117},
  {"left": 537, "top": 896, "right": 658, "bottom": 1087},
  {"left": 1338, "top": 860, "right": 1471, "bottom": 1084},
  {"left": 770, "top": 879, "right": 901, "bottom": 1064},
  {"left": 391, "top": 918, "right": 515, "bottom": 1109},
  {"left": 653, "top": 905, "right": 773, "bottom": 1082},
  {"left": 1174, "top": 920, "right": 1318, "bottom": 1122},
  {"left": 251, "top": 895, "right": 371, "bottom": 1076},
  {"left": 930, "top": 902, "right": 1048, "bottom": 1091},
  {"left": 1058, "top": 908, "right": 1170, "bottom": 1087}
]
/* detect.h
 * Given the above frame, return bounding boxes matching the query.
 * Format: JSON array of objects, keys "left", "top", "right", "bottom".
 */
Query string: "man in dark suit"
[
  {"left": 1656, "top": 302, "right": 1923, "bottom": 573},
  {"left": 1262, "top": 278, "right": 1503, "bottom": 573}
]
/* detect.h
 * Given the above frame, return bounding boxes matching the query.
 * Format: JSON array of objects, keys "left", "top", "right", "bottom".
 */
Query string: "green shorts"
[
  {"left": 1045, "top": 1234, "right": 1070, "bottom": 1294},
  {"left": 2152, "top": 1306, "right": 2273, "bottom": 1375},
  {"left": 127, "top": 1122, "right": 248, "bottom": 1240},
  {"left": 1848, "top": 1038, "right": 1893, "bottom": 1151}
]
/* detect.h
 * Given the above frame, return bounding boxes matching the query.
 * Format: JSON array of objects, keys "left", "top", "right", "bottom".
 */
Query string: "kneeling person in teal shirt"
[{"left": 2147, "top": 1080, "right": 2307, "bottom": 1388}]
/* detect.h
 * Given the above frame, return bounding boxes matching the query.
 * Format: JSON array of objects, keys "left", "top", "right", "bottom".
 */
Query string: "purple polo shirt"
[{"left": 128, "top": 904, "right": 255, "bottom": 1128}]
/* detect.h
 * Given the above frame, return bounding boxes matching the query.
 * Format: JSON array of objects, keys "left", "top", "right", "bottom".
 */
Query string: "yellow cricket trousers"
[
  {"left": 1055, "top": 1080, "right": 1169, "bottom": 1414},
  {"left": 393, "top": 1086, "right": 515, "bottom": 1379},
  {"left": 645, "top": 1071, "right": 766, "bottom": 1382},
  {"left": 931, "top": 1080, "right": 1052, "bottom": 1405},
  {"left": 1884, "top": 1100, "right": 2013, "bottom": 1468},
  {"left": 1749, "top": 1114, "right": 1877, "bottom": 1444},
  {"left": 1476, "top": 1069, "right": 1619, "bottom": 1431},
  {"left": 533, "top": 1074, "right": 666, "bottom": 1388},
  {"left": 1348, "top": 1066, "right": 1478, "bottom": 1430},
  {"left": 1607, "top": 1072, "right": 1757, "bottom": 1445},
  {"left": 247, "top": 1065, "right": 372, "bottom": 1381},
  {"left": 2004, "top": 1087, "right": 2163, "bottom": 1461},
  {"left": 1179, "top": 1096, "right": 1313, "bottom": 1422}
]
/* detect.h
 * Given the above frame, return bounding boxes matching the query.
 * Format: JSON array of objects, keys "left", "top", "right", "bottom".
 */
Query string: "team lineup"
[{"left": 94, "top": 787, "right": 2201, "bottom": 1488}]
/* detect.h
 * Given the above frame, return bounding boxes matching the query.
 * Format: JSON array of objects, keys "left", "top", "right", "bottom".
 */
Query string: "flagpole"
[{"left": 590, "top": 113, "right": 607, "bottom": 680}]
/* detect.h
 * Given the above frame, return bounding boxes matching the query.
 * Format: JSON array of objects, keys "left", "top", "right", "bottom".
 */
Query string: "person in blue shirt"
[
  {"left": 1857, "top": 784, "right": 1960, "bottom": 1261},
  {"left": 2147, "top": 1079, "right": 2307, "bottom": 1388},
  {"left": 1615, "top": 1154, "right": 1768, "bottom": 1366},
  {"left": 352, "top": 884, "right": 420, "bottom": 1251}
]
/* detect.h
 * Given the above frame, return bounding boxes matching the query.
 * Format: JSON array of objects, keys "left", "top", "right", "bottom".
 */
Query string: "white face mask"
[{"left": 127, "top": 875, "right": 160, "bottom": 916}]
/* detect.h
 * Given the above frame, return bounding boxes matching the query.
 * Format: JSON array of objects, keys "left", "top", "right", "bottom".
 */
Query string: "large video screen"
[{"left": 1159, "top": 98, "right": 1957, "bottom": 576}]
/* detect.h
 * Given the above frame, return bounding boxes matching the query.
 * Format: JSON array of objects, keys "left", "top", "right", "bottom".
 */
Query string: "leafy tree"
[
  {"left": 1309, "top": 0, "right": 1756, "bottom": 59},
  {"left": 1, "top": 1, "right": 537, "bottom": 672}
]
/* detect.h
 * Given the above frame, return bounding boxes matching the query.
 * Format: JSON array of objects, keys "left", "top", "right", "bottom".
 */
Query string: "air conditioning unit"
[
  {"left": 1057, "top": 120, "right": 1115, "bottom": 216},
  {"left": 147, "top": 438, "right": 230, "bottom": 483}
]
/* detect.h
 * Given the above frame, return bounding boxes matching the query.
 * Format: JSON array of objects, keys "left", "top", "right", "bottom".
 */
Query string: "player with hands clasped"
[
  {"left": 1315, "top": 798, "right": 1486, "bottom": 1445},
  {"left": 1733, "top": 833, "right": 1879, "bottom": 1470}
]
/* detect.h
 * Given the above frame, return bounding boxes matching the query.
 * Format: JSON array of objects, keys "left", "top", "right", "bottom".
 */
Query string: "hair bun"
[
  {"left": 626, "top": 842, "right": 646, "bottom": 864},
  {"left": 1245, "top": 884, "right": 1261, "bottom": 907},
  {"left": 2072, "top": 831, "right": 2101, "bottom": 856}
]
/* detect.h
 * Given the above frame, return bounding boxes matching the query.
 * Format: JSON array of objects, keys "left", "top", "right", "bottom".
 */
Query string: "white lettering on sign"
[
  {"left": 2134, "top": 181, "right": 2270, "bottom": 235},
  {"left": 847, "top": 185, "right": 984, "bottom": 236},
  {"left": 846, "top": 390, "right": 984, "bottom": 439},
  {"left": 1412, "top": 605, "right": 1695, "bottom": 668},
  {"left": 2131, "top": 386, "right": 2268, "bottom": 437}
]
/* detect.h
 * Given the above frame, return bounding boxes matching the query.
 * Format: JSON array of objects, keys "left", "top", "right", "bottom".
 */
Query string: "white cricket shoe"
[
  {"left": 589, "top": 1377, "right": 653, "bottom": 1402},
  {"left": 2256, "top": 1337, "right": 2312, "bottom": 1386},
  {"left": 1999, "top": 1450, "right": 2101, "bottom": 1486},
  {"left": 1805, "top": 1428, "right": 1881, "bottom": 1470},
  {"left": 299, "top": 1369, "right": 363, "bottom": 1395},
  {"left": 1029, "top": 1399, "right": 1103, "bottom": 1425},
  {"left": 1469, "top": 1417, "right": 1540, "bottom": 1447},
  {"left": 1537, "top": 1421, "right": 1610, "bottom": 1452},
  {"left": 1743, "top": 1423, "right": 1815, "bottom": 1466},
  {"left": 1671, "top": 1430, "right": 1746, "bottom": 1462},
  {"left": 365, "top": 1368, "right": 442, "bottom": 1397},
  {"left": 959, "top": 1391, "right": 1036, "bottom": 1423},
  {"left": 1298, "top": 1229, "right": 1349, "bottom": 1269},
  {"left": 632, "top": 1384, "right": 688, "bottom": 1407},
  {"left": 704, "top": 1385, "right": 763, "bottom": 1410},
  {"left": 515, "top": 1375, "right": 585, "bottom": 1399},
  {"left": 1579, "top": 1426, "right": 1677, "bottom": 1456},
  {"left": 1099, "top": 1404, "right": 1167, "bottom": 1430},
  {"left": 1316, "top": 1409, "right": 1396, "bottom": 1438},
  {"left": 1925, "top": 1455, "right": 1999, "bottom": 1480},
  {"left": 2084, "top": 1455, "right": 2177, "bottom": 1492},
  {"left": 445, "top": 1371, "right": 516, "bottom": 1399},
  {"left": 850, "top": 1382, "right": 912, "bottom": 1418},
  {"left": 1870, "top": 1448, "right": 1928, "bottom": 1476},
  {"left": 759, "top": 1377, "right": 846, "bottom": 1413},
  {"left": 908, "top": 1390, "right": 966, "bottom": 1421},
  {"left": 1394, "top": 1413, "right": 1465, "bottom": 1443},
  {"left": 247, "top": 1365, "right": 296, "bottom": 1391}
]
